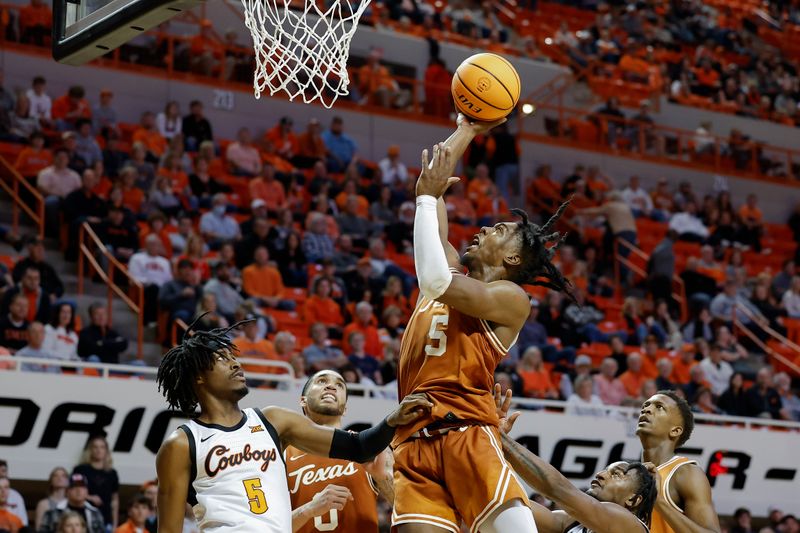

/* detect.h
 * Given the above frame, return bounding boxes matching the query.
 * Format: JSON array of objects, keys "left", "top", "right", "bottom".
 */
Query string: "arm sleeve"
[
  {"left": 414, "top": 195, "right": 452, "bottom": 300},
  {"left": 328, "top": 418, "right": 395, "bottom": 463}
]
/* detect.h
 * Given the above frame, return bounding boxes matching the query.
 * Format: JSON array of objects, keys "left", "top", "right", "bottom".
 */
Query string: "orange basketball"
[{"left": 451, "top": 53, "right": 521, "bottom": 122}]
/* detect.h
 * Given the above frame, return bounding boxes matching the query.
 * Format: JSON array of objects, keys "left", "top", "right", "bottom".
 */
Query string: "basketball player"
[
  {"left": 287, "top": 369, "right": 394, "bottom": 532},
  {"left": 155, "top": 322, "right": 432, "bottom": 533},
  {"left": 637, "top": 391, "right": 720, "bottom": 533},
  {"left": 496, "top": 385, "right": 655, "bottom": 533},
  {"left": 392, "top": 116, "right": 573, "bottom": 533}
]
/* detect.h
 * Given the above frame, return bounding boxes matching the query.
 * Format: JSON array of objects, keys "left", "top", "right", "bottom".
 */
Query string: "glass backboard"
[{"left": 53, "top": 0, "right": 202, "bottom": 65}]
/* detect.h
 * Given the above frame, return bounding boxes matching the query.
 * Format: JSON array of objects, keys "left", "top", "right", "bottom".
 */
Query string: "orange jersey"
[
  {"left": 394, "top": 279, "right": 511, "bottom": 446},
  {"left": 284, "top": 445, "right": 379, "bottom": 533},
  {"left": 650, "top": 456, "right": 698, "bottom": 533}
]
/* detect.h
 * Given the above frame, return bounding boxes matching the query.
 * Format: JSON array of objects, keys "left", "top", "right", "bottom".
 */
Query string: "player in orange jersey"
[
  {"left": 392, "top": 115, "right": 574, "bottom": 533},
  {"left": 637, "top": 391, "right": 720, "bottom": 533},
  {"left": 496, "top": 386, "right": 655, "bottom": 533},
  {"left": 286, "top": 369, "right": 394, "bottom": 532}
]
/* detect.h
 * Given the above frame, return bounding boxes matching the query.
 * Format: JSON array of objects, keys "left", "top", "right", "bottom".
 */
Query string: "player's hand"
[
  {"left": 643, "top": 462, "right": 664, "bottom": 501},
  {"left": 416, "top": 143, "right": 459, "bottom": 198},
  {"left": 494, "top": 383, "right": 521, "bottom": 434},
  {"left": 387, "top": 393, "right": 434, "bottom": 426},
  {"left": 363, "top": 448, "right": 393, "bottom": 480},
  {"left": 456, "top": 113, "right": 508, "bottom": 136},
  {"left": 307, "top": 485, "right": 353, "bottom": 516}
]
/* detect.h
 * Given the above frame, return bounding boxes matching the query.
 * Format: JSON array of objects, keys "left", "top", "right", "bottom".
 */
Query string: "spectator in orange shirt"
[
  {"left": 14, "top": 131, "right": 52, "bottom": 178},
  {"left": 670, "top": 345, "right": 697, "bottom": 386},
  {"left": 0, "top": 476, "right": 23, "bottom": 533},
  {"left": 242, "top": 246, "right": 295, "bottom": 310},
  {"left": 51, "top": 85, "right": 91, "bottom": 131},
  {"left": 342, "top": 301, "right": 383, "bottom": 358},
  {"left": 467, "top": 163, "right": 493, "bottom": 204},
  {"left": 119, "top": 167, "right": 145, "bottom": 214},
  {"left": 132, "top": 112, "right": 167, "bottom": 160},
  {"left": 692, "top": 58, "right": 720, "bottom": 97},
  {"left": 249, "top": 164, "right": 286, "bottom": 215},
  {"left": 264, "top": 116, "right": 299, "bottom": 162},
  {"left": 19, "top": 0, "right": 52, "bottom": 46},
  {"left": 619, "top": 352, "right": 649, "bottom": 397},
  {"left": 114, "top": 495, "right": 151, "bottom": 533},
  {"left": 357, "top": 48, "right": 405, "bottom": 108},
  {"left": 445, "top": 181, "right": 477, "bottom": 225},
  {"left": 234, "top": 319, "right": 278, "bottom": 373},
  {"left": 696, "top": 244, "right": 725, "bottom": 287},
  {"left": 296, "top": 118, "right": 327, "bottom": 168},
  {"left": 639, "top": 335, "right": 662, "bottom": 379},
  {"left": 475, "top": 184, "right": 509, "bottom": 225},
  {"left": 303, "top": 277, "right": 344, "bottom": 335},
  {"left": 190, "top": 19, "right": 225, "bottom": 76},
  {"left": 527, "top": 164, "right": 561, "bottom": 209},
  {"left": 738, "top": 193, "right": 763, "bottom": 250},
  {"left": 517, "top": 347, "right": 559, "bottom": 399},
  {"left": 334, "top": 180, "right": 369, "bottom": 218},
  {"left": 423, "top": 56, "right": 452, "bottom": 118}
]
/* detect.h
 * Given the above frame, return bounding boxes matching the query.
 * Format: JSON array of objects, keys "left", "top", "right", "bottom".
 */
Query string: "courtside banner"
[{"left": 1, "top": 372, "right": 798, "bottom": 515}]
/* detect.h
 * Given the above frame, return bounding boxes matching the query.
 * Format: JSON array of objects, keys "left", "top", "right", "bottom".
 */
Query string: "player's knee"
[{"left": 480, "top": 499, "right": 538, "bottom": 533}]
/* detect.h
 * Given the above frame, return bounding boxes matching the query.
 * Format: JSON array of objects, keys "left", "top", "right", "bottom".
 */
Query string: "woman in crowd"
[
  {"left": 35, "top": 467, "right": 69, "bottom": 529},
  {"left": 45, "top": 303, "right": 80, "bottom": 363},
  {"left": 73, "top": 434, "right": 120, "bottom": 529}
]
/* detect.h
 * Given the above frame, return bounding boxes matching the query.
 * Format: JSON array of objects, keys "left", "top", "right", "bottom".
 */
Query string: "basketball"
[{"left": 451, "top": 52, "right": 521, "bottom": 122}]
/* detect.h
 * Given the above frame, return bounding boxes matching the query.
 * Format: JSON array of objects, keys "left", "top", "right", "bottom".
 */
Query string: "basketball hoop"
[{"left": 240, "top": 0, "right": 371, "bottom": 108}]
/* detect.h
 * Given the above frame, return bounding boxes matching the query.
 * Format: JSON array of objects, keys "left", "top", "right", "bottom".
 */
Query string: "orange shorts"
[{"left": 391, "top": 425, "right": 529, "bottom": 533}]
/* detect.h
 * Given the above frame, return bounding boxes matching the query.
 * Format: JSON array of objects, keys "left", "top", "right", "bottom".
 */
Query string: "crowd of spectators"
[
  {"left": 0, "top": 437, "right": 197, "bottom": 533},
  {"left": 1, "top": 72, "right": 799, "bottom": 422}
]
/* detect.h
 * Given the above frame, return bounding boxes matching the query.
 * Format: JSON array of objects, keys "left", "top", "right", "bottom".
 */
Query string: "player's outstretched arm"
[
  {"left": 264, "top": 393, "right": 432, "bottom": 461},
  {"left": 656, "top": 464, "right": 720, "bottom": 533},
  {"left": 415, "top": 142, "right": 530, "bottom": 328},
  {"left": 500, "top": 433, "right": 645, "bottom": 533},
  {"left": 155, "top": 429, "right": 192, "bottom": 533}
]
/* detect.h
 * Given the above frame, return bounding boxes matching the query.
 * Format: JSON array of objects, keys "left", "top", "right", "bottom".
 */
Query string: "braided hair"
[
  {"left": 156, "top": 314, "right": 253, "bottom": 414},
  {"left": 509, "top": 200, "right": 575, "bottom": 300},
  {"left": 624, "top": 462, "right": 658, "bottom": 526}
]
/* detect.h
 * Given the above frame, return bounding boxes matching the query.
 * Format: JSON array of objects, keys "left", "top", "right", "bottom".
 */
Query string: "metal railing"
[
  {"left": 612, "top": 237, "right": 688, "bottom": 321},
  {"left": 519, "top": 100, "right": 800, "bottom": 184},
  {"left": 2, "top": 355, "right": 797, "bottom": 431},
  {"left": 0, "top": 155, "right": 44, "bottom": 239},
  {"left": 77, "top": 222, "right": 144, "bottom": 359},
  {"left": 732, "top": 303, "right": 800, "bottom": 377}
]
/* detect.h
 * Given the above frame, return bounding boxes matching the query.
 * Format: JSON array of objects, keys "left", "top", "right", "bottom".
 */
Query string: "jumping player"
[
  {"left": 155, "top": 322, "right": 432, "bottom": 533},
  {"left": 286, "top": 369, "right": 394, "bottom": 532},
  {"left": 496, "top": 385, "right": 655, "bottom": 533},
  {"left": 392, "top": 116, "right": 573, "bottom": 533},
  {"left": 637, "top": 391, "right": 720, "bottom": 533}
]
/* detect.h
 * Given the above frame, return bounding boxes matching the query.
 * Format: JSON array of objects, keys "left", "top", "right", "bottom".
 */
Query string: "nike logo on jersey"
[
  {"left": 288, "top": 454, "right": 307, "bottom": 462},
  {"left": 200, "top": 434, "right": 215, "bottom": 442}
]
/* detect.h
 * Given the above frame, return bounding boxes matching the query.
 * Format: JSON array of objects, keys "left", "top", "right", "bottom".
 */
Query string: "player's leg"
[
  {"left": 444, "top": 426, "right": 532, "bottom": 533},
  {"left": 479, "top": 499, "right": 538, "bottom": 533},
  {"left": 392, "top": 439, "right": 461, "bottom": 533}
]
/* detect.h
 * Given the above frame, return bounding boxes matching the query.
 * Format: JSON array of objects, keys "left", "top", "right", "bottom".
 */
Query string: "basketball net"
[{"left": 240, "top": 0, "right": 371, "bottom": 108}]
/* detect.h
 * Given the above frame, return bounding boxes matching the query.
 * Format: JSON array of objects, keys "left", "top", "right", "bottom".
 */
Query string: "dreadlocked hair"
[
  {"left": 510, "top": 200, "right": 575, "bottom": 301},
  {"left": 657, "top": 389, "right": 695, "bottom": 447},
  {"left": 625, "top": 462, "right": 658, "bottom": 526},
  {"left": 156, "top": 313, "right": 254, "bottom": 415}
]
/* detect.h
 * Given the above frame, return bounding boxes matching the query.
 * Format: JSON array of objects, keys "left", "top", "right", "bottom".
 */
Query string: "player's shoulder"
[
  {"left": 159, "top": 426, "right": 190, "bottom": 452},
  {"left": 156, "top": 427, "right": 191, "bottom": 471},
  {"left": 671, "top": 459, "right": 708, "bottom": 489}
]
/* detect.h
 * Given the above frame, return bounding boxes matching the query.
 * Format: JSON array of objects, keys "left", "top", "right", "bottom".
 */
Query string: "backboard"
[{"left": 53, "top": 0, "right": 203, "bottom": 65}]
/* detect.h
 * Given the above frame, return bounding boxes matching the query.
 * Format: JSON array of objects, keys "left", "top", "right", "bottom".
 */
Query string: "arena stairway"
[{"left": 0, "top": 197, "right": 165, "bottom": 365}]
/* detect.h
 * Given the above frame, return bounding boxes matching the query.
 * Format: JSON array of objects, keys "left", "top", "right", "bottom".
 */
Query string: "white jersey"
[
  {"left": 180, "top": 408, "right": 291, "bottom": 532},
  {"left": 563, "top": 517, "right": 649, "bottom": 533}
]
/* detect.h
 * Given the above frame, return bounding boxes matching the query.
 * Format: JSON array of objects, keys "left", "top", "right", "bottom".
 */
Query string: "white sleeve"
[{"left": 414, "top": 195, "right": 452, "bottom": 300}]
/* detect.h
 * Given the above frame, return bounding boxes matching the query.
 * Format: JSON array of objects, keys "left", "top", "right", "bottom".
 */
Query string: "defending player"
[
  {"left": 287, "top": 369, "right": 394, "bottom": 532},
  {"left": 392, "top": 116, "right": 573, "bottom": 533},
  {"left": 496, "top": 385, "right": 655, "bottom": 533},
  {"left": 637, "top": 391, "right": 721, "bottom": 533},
  {"left": 155, "top": 321, "right": 432, "bottom": 533}
]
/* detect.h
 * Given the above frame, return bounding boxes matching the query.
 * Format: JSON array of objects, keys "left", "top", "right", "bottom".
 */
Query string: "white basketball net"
[{"left": 240, "top": 0, "right": 371, "bottom": 108}]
